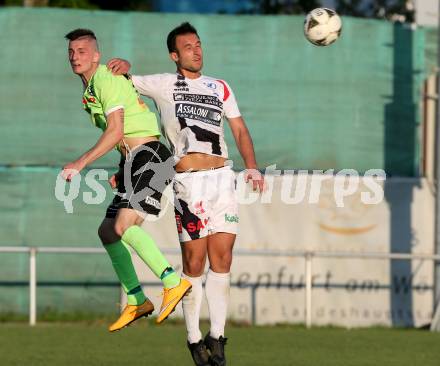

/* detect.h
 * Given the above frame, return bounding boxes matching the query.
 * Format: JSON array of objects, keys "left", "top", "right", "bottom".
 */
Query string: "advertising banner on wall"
[
  {"left": 134, "top": 174, "right": 435, "bottom": 327},
  {"left": 415, "top": 0, "right": 438, "bottom": 26}
]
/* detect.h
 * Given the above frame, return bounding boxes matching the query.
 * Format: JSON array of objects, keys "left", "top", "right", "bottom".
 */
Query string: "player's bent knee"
[
  {"left": 212, "top": 255, "right": 232, "bottom": 272},
  {"left": 184, "top": 259, "right": 205, "bottom": 276}
]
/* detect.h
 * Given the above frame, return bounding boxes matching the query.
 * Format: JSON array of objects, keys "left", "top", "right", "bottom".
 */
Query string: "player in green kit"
[{"left": 62, "top": 28, "right": 191, "bottom": 331}]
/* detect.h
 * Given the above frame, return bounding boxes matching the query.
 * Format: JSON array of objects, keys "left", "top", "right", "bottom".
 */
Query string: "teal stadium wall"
[{"left": 0, "top": 7, "right": 434, "bottom": 315}]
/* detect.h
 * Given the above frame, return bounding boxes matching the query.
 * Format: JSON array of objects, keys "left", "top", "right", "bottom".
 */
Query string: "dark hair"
[
  {"left": 65, "top": 28, "right": 97, "bottom": 41},
  {"left": 167, "top": 22, "right": 199, "bottom": 53}
]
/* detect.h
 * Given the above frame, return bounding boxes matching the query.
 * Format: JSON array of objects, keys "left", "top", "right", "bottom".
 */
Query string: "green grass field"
[{"left": 1, "top": 322, "right": 439, "bottom": 366}]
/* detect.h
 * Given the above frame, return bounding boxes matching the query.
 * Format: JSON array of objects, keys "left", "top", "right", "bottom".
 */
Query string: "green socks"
[
  {"left": 104, "top": 229, "right": 180, "bottom": 304},
  {"left": 104, "top": 240, "right": 147, "bottom": 306},
  {"left": 121, "top": 225, "right": 180, "bottom": 289}
]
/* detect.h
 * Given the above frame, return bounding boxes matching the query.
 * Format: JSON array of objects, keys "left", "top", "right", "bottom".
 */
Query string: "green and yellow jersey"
[{"left": 82, "top": 65, "right": 160, "bottom": 139}]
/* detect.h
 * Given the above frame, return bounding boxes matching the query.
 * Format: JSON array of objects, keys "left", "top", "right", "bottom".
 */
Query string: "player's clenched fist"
[{"left": 61, "top": 161, "right": 84, "bottom": 181}]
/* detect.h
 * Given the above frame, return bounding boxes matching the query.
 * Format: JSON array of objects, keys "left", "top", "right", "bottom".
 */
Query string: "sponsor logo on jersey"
[
  {"left": 175, "top": 214, "right": 209, "bottom": 234},
  {"left": 145, "top": 196, "right": 161, "bottom": 209},
  {"left": 176, "top": 103, "right": 222, "bottom": 126},
  {"left": 174, "top": 80, "right": 188, "bottom": 88},
  {"left": 204, "top": 81, "right": 217, "bottom": 89},
  {"left": 173, "top": 93, "right": 223, "bottom": 108},
  {"left": 225, "top": 213, "right": 239, "bottom": 223},
  {"left": 185, "top": 218, "right": 209, "bottom": 233}
]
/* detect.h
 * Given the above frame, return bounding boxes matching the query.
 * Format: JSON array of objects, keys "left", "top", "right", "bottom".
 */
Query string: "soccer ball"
[{"left": 304, "top": 8, "right": 342, "bottom": 46}]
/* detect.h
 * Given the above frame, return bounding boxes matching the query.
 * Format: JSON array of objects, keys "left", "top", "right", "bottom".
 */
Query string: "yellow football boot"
[
  {"left": 156, "top": 278, "right": 192, "bottom": 324},
  {"left": 109, "top": 299, "right": 154, "bottom": 332}
]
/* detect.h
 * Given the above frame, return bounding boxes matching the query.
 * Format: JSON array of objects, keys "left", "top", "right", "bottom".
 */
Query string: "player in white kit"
[{"left": 108, "top": 22, "right": 264, "bottom": 366}]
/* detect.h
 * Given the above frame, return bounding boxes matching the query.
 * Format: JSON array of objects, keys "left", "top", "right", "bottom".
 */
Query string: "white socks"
[
  {"left": 205, "top": 269, "right": 230, "bottom": 340},
  {"left": 182, "top": 273, "right": 203, "bottom": 344},
  {"left": 182, "top": 270, "right": 231, "bottom": 343}
]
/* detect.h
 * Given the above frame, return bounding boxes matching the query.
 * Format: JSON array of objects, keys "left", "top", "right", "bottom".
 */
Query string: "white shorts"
[{"left": 173, "top": 166, "right": 238, "bottom": 242}]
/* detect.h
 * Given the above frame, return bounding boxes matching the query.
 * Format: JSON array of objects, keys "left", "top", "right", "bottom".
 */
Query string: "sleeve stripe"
[
  {"left": 104, "top": 105, "right": 124, "bottom": 116},
  {"left": 216, "top": 79, "right": 230, "bottom": 102}
]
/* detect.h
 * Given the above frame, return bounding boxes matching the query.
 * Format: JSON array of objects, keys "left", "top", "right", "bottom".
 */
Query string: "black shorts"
[{"left": 105, "top": 141, "right": 174, "bottom": 218}]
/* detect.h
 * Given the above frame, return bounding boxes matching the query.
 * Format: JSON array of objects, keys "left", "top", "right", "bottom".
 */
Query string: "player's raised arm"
[
  {"left": 227, "top": 116, "right": 264, "bottom": 192},
  {"left": 61, "top": 109, "right": 124, "bottom": 181},
  {"left": 107, "top": 58, "right": 131, "bottom": 75},
  {"left": 75, "top": 108, "right": 124, "bottom": 166}
]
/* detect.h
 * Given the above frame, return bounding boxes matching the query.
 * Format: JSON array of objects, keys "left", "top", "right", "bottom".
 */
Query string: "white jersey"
[{"left": 132, "top": 73, "right": 241, "bottom": 161}]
